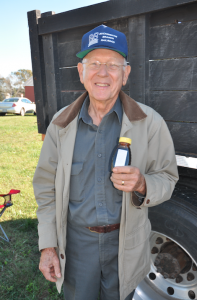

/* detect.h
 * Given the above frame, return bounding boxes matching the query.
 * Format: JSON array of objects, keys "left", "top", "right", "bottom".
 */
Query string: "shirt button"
[
  {"left": 98, "top": 154, "right": 102, "bottom": 158},
  {"left": 99, "top": 203, "right": 103, "bottom": 206},
  {"left": 60, "top": 254, "right": 64, "bottom": 259},
  {"left": 97, "top": 177, "right": 102, "bottom": 182},
  {"left": 146, "top": 199, "right": 150, "bottom": 204}
]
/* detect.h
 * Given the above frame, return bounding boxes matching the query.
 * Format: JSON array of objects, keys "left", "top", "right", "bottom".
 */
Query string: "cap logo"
[{"left": 88, "top": 32, "right": 99, "bottom": 47}]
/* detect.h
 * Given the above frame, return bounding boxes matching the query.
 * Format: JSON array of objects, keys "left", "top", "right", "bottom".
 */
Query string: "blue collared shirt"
[{"left": 68, "top": 95, "right": 123, "bottom": 226}]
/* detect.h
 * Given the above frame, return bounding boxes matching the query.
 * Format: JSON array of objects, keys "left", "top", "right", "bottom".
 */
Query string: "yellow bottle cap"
[{"left": 119, "top": 137, "right": 132, "bottom": 144}]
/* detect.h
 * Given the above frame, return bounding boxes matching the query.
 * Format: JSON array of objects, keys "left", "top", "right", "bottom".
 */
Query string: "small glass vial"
[{"left": 111, "top": 137, "right": 132, "bottom": 170}]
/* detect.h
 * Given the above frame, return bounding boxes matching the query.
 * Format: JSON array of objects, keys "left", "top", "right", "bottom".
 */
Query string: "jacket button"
[
  {"left": 146, "top": 199, "right": 150, "bottom": 204},
  {"left": 60, "top": 254, "right": 64, "bottom": 259}
]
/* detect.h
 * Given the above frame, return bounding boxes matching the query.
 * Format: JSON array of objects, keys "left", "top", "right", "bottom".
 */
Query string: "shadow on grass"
[
  {"left": 0, "top": 218, "right": 64, "bottom": 300},
  {"left": 0, "top": 218, "right": 38, "bottom": 240},
  {"left": 1, "top": 113, "right": 36, "bottom": 117}
]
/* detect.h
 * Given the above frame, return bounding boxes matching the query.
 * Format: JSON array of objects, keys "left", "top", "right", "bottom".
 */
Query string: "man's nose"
[{"left": 97, "top": 63, "right": 108, "bottom": 76}]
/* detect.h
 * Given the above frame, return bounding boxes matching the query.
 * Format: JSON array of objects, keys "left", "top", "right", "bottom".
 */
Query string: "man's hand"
[
  {"left": 39, "top": 247, "right": 61, "bottom": 282},
  {"left": 110, "top": 166, "right": 146, "bottom": 195}
]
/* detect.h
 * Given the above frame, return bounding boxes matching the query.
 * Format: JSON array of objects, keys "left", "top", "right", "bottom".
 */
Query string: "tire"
[
  {"left": 134, "top": 183, "right": 197, "bottom": 300},
  {"left": 34, "top": 111, "right": 36, "bottom": 115},
  {"left": 20, "top": 108, "right": 25, "bottom": 116}
]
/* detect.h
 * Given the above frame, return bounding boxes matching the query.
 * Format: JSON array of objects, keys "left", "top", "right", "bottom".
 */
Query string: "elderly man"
[{"left": 33, "top": 25, "right": 179, "bottom": 300}]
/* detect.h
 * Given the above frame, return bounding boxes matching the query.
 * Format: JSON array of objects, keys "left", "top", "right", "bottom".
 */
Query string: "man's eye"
[
  {"left": 88, "top": 62, "right": 99, "bottom": 68},
  {"left": 91, "top": 62, "right": 98, "bottom": 66},
  {"left": 109, "top": 63, "right": 118, "bottom": 69}
]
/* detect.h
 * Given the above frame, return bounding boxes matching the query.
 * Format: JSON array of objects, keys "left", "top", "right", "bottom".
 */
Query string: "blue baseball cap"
[{"left": 76, "top": 24, "right": 128, "bottom": 59}]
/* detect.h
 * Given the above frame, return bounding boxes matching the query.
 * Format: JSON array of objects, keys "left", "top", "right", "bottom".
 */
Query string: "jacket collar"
[{"left": 53, "top": 90, "right": 147, "bottom": 128}]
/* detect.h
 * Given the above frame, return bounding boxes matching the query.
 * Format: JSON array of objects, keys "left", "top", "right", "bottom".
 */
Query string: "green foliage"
[
  {"left": 11, "top": 69, "right": 32, "bottom": 88},
  {"left": 0, "top": 115, "right": 64, "bottom": 300},
  {"left": 0, "top": 69, "right": 32, "bottom": 100},
  {"left": 0, "top": 76, "right": 13, "bottom": 100}
]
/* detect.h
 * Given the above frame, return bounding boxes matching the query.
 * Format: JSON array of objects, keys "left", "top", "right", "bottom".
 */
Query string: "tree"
[
  {"left": 0, "top": 69, "right": 32, "bottom": 101},
  {"left": 0, "top": 79, "right": 4, "bottom": 102},
  {"left": 0, "top": 76, "right": 13, "bottom": 101},
  {"left": 11, "top": 69, "right": 32, "bottom": 88},
  {"left": 11, "top": 69, "right": 32, "bottom": 96}
]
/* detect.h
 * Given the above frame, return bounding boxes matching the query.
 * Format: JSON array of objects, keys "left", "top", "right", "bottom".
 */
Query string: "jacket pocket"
[
  {"left": 69, "top": 162, "right": 84, "bottom": 202},
  {"left": 123, "top": 220, "right": 151, "bottom": 284}
]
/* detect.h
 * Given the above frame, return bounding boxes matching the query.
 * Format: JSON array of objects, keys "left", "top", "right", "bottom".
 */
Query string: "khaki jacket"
[{"left": 33, "top": 91, "right": 179, "bottom": 300}]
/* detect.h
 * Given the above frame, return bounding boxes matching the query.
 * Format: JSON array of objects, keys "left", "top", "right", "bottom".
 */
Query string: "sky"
[{"left": 0, "top": 0, "right": 108, "bottom": 78}]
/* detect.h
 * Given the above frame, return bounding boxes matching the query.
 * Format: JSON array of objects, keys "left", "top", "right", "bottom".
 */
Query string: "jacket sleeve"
[
  {"left": 132, "top": 117, "right": 179, "bottom": 208},
  {"left": 33, "top": 122, "right": 58, "bottom": 251}
]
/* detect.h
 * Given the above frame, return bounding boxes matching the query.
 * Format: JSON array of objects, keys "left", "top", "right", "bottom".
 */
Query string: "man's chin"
[{"left": 90, "top": 94, "right": 117, "bottom": 103}]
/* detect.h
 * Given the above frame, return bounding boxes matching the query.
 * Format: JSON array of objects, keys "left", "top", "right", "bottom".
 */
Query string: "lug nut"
[
  {"left": 163, "top": 273, "right": 169, "bottom": 279},
  {"left": 156, "top": 237, "right": 163, "bottom": 244},
  {"left": 176, "top": 275, "right": 183, "bottom": 283},
  {"left": 175, "top": 266, "right": 180, "bottom": 273},
  {"left": 157, "top": 267, "right": 162, "bottom": 273},
  {"left": 169, "top": 273, "right": 176, "bottom": 279},
  {"left": 187, "top": 273, "right": 195, "bottom": 281},
  {"left": 154, "top": 259, "right": 160, "bottom": 266},
  {"left": 192, "top": 264, "right": 197, "bottom": 271},
  {"left": 151, "top": 247, "right": 159, "bottom": 254}
]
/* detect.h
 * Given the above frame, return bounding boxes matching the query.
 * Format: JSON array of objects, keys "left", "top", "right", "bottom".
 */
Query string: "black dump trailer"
[{"left": 28, "top": 1, "right": 197, "bottom": 299}]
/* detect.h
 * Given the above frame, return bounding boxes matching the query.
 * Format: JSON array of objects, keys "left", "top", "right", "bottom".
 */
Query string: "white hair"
[
  {"left": 123, "top": 58, "right": 127, "bottom": 65},
  {"left": 123, "top": 58, "right": 128, "bottom": 70}
]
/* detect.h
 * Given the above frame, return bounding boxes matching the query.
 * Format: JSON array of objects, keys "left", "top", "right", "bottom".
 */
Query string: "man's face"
[{"left": 77, "top": 49, "right": 131, "bottom": 103}]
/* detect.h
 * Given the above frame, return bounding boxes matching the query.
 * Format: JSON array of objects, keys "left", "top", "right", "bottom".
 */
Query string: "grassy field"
[{"left": 0, "top": 114, "right": 64, "bottom": 300}]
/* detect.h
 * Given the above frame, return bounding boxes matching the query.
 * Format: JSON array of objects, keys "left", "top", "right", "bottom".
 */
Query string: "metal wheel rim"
[{"left": 134, "top": 231, "right": 197, "bottom": 300}]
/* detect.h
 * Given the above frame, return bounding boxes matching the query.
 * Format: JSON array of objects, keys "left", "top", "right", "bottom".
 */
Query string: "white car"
[{"left": 0, "top": 97, "right": 36, "bottom": 116}]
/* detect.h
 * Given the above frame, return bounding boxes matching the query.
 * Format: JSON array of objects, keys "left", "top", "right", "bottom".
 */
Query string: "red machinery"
[{"left": 0, "top": 189, "right": 20, "bottom": 242}]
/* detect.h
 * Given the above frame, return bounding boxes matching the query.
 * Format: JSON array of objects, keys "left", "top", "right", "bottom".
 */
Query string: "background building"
[{"left": 24, "top": 76, "right": 35, "bottom": 102}]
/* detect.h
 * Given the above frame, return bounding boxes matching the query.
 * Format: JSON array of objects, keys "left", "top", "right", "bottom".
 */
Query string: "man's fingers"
[
  {"left": 111, "top": 177, "right": 135, "bottom": 191},
  {"left": 113, "top": 166, "right": 136, "bottom": 174},
  {"left": 53, "top": 256, "right": 61, "bottom": 278},
  {"left": 111, "top": 176, "right": 129, "bottom": 185},
  {"left": 111, "top": 166, "right": 144, "bottom": 192},
  {"left": 39, "top": 264, "right": 57, "bottom": 282},
  {"left": 113, "top": 182, "right": 132, "bottom": 192},
  {"left": 111, "top": 173, "right": 134, "bottom": 181},
  {"left": 45, "top": 272, "right": 57, "bottom": 282},
  {"left": 39, "top": 248, "right": 61, "bottom": 282},
  {"left": 49, "top": 266, "right": 56, "bottom": 277}
]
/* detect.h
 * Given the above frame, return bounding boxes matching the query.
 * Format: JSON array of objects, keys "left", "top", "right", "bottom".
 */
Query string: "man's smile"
[{"left": 95, "top": 83, "right": 110, "bottom": 87}]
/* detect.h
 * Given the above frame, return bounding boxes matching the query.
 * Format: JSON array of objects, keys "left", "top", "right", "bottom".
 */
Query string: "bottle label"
[{"left": 114, "top": 149, "right": 127, "bottom": 167}]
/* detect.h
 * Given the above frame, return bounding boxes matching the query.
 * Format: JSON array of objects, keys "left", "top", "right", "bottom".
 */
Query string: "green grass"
[{"left": 0, "top": 114, "right": 64, "bottom": 300}]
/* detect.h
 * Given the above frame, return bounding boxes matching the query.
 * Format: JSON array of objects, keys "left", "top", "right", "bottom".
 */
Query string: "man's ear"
[
  {"left": 122, "top": 65, "right": 131, "bottom": 86},
  {"left": 77, "top": 62, "right": 84, "bottom": 84}
]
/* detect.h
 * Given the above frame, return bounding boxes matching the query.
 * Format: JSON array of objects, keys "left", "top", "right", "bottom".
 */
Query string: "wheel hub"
[
  {"left": 134, "top": 232, "right": 197, "bottom": 300},
  {"left": 153, "top": 240, "right": 192, "bottom": 280}
]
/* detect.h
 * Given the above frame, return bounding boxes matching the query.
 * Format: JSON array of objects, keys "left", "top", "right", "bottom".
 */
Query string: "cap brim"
[{"left": 76, "top": 47, "right": 126, "bottom": 59}]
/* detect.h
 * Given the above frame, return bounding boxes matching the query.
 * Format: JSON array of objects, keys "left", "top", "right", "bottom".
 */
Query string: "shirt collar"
[
  {"left": 52, "top": 90, "right": 147, "bottom": 128},
  {"left": 78, "top": 96, "right": 91, "bottom": 125},
  {"left": 78, "top": 95, "right": 123, "bottom": 125}
]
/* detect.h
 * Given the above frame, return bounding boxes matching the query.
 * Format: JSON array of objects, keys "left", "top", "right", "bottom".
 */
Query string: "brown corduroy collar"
[{"left": 53, "top": 90, "right": 147, "bottom": 128}]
